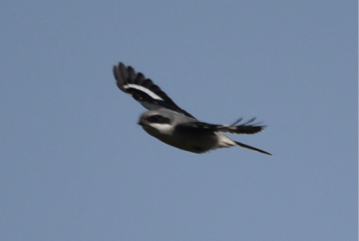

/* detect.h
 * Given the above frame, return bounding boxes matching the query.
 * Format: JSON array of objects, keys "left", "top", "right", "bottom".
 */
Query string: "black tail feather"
[{"left": 234, "top": 141, "right": 272, "bottom": 156}]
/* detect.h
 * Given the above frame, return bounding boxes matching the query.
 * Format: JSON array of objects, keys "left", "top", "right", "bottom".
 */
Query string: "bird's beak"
[{"left": 138, "top": 119, "right": 145, "bottom": 126}]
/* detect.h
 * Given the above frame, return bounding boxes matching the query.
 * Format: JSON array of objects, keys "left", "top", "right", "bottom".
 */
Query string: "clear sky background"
[{"left": 0, "top": 1, "right": 357, "bottom": 240}]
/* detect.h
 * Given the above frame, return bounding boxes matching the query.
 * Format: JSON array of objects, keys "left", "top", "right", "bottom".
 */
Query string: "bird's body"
[
  {"left": 139, "top": 109, "right": 219, "bottom": 153},
  {"left": 113, "top": 62, "right": 272, "bottom": 155}
]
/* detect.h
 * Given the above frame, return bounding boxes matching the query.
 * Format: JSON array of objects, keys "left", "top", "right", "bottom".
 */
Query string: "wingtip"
[{"left": 113, "top": 62, "right": 127, "bottom": 91}]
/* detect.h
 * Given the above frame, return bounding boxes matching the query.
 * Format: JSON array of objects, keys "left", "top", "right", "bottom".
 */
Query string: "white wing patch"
[{"left": 124, "top": 84, "right": 164, "bottom": 101}]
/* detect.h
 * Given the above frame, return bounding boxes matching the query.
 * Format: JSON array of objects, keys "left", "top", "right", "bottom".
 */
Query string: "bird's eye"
[
  {"left": 147, "top": 115, "right": 170, "bottom": 124},
  {"left": 150, "top": 115, "right": 160, "bottom": 121}
]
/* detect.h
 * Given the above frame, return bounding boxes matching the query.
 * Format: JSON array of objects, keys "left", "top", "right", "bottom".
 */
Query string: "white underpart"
[
  {"left": 147, "top": 123, "right": 173, "bottom": 134},
  {"left": 124, "top": 84, "right": 164, "bottom": 101},
  {"left": 216, "top": 134, "right": 236, "bottom": 148}
]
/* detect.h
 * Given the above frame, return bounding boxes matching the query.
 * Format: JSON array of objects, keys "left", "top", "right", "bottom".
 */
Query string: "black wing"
[
  {"left": 176, "top": 118, "right": 265, "bottom": 134},
  {"left": 175, "top": 119, "right": 271, "bottom": 156},
  {"left": 113, "top": 62, "right": 195, "bottom": 118}
]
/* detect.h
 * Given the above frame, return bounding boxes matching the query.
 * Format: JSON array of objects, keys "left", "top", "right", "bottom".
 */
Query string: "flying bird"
[{"left": 113, "top": 62, "right": 272, "bottom": 155}]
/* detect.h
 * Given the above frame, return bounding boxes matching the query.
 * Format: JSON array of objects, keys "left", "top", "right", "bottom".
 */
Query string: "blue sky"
[{"left": 0, "top": 1, "right": 357, "bottom": 240}]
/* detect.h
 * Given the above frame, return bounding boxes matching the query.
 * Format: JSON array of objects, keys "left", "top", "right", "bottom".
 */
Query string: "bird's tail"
[
  {"left": 234, "top": 140, "right": 272, "bottom": 156},
  {"left": 218, "top": 135, "right": 272, "bottom": 156}
]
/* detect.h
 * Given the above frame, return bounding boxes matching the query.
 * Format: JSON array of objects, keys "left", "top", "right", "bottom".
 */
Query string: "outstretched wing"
[
  {"left": 113, "top": 62, "right": 195, "bottom": 118},
  {"left": 175, "top": 118, "right": 271, "bottom": 155},
  {"left": 176, "top": 118, "right": 265, "bottom": 135}
]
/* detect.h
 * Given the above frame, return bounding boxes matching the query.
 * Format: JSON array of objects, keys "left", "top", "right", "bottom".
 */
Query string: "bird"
[{"left": 113, "top": 62, "right": 272, "bottom": 156}]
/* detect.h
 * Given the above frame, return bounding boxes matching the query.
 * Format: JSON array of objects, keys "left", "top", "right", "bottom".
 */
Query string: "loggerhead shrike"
[{"left": 113, "top": 62, "right": 272, "bottom": 156}]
